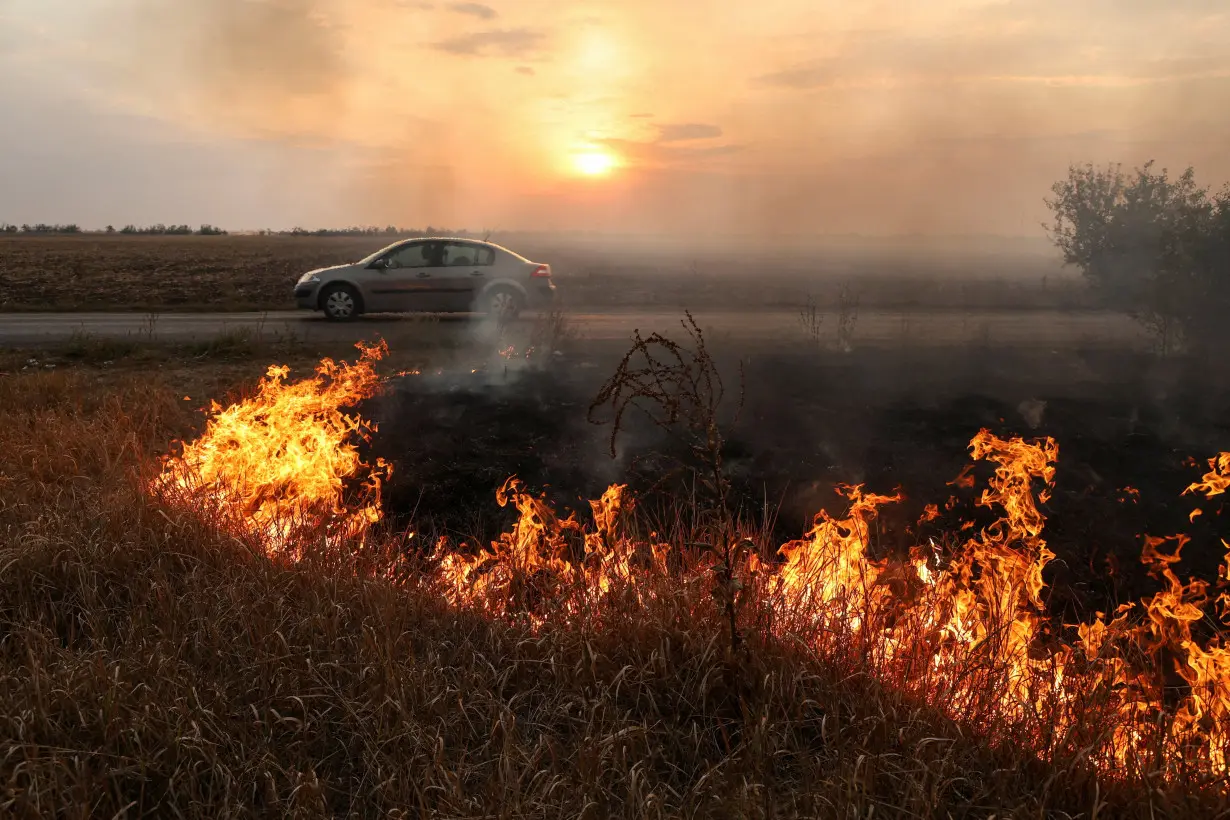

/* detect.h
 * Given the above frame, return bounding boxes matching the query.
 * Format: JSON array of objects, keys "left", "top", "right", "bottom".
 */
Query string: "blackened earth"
[{"left": 359, "top": 341, "right": 1230, "bottom": 616}]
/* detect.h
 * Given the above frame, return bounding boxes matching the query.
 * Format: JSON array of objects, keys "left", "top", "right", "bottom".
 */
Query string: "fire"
[
  {"left": 153, "top": 340, "right": 391, "bottom": 557},
  {"left": 1186, "top": 452, "right": 1230, "bottom": 499},
  {"left": 437, "top": 478, "right": 670, "bottom": 625},
  {"left": 762, "top": 431, "right": 1068, "bottom": 738},
  {"left": 772, "top": 483, "right": 903, "bottom": 635},
  {"left": 435, "top": 435, "right": 1230, "bottom": 782},
  {"left": 149, "top": 345, "right": 1230, "bottom": 786}
]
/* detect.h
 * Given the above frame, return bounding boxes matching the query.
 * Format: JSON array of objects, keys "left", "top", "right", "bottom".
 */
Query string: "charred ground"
[
  {"left": 5, "top": 318, "right": 1230, "bottom": 816},
  {"left": 364, "top": 339, "right": 1230, "bottom": 618}
]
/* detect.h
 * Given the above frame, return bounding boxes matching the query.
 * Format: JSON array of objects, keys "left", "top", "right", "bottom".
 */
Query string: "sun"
[{"left": 572, "top": 151, "right": 617, "bottom": 177}]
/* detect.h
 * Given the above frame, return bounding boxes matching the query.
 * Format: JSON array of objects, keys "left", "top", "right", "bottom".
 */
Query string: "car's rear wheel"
[
  {"left": 484, "top": 287, "right": 523, "bottom": 320},
  {"left": 320, "top": 285, "right": 362, "bottom": 322}
]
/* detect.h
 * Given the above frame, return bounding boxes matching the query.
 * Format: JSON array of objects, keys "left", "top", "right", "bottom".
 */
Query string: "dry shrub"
[{"left": 587, "top": 312, "right": 750, "bottom": 650}]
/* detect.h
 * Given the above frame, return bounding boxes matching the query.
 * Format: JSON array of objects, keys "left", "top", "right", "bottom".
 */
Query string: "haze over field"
[{"left": 2, "top": 0, "right": 1228, "bottom": 240}]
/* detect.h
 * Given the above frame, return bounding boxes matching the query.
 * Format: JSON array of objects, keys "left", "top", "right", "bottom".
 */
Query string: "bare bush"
[
  {"left": 588, "top": 312, "right": 750, "bottom": 648},
  {"left": 837, "top": 283, "right": 860, "bottom": 352},
  {"left": 798, "top": 294, "right": 825, "bottom": 346}
]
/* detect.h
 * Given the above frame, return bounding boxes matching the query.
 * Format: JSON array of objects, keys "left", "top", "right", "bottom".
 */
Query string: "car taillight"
[{"left": 531, "top": 265, "right": 551, "bottom": 278}]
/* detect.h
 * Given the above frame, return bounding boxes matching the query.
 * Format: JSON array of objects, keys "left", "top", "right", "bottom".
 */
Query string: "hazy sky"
[{"left": 1, "top": 0, "right": 1228, "bottom": 237}]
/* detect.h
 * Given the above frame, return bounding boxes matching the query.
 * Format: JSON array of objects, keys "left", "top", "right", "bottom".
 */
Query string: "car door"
[
  {"left": 371, "top": 241, "right": 447, "bottom": 311},
  {"left": 434, "top": 242, "right": 494, "bottom": 311}
]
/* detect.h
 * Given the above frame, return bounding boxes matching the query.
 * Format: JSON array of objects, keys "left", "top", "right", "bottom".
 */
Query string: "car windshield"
[{"left": 357, "top": 241, "right": 404, "bottom": 266}]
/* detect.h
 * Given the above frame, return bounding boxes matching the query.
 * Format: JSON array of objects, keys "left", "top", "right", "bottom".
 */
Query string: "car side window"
[
  {"left": 443, "top": 242, "right": 492, "bottom": 267},
  {"left": 444, "top": 243, "right": 495, "bottom": 266},
  {"left": 386, "top": 241, "right": 450, "bottom": 267},
  {"left": 385, "top": 242, "right": 428, "bottom": 268}
]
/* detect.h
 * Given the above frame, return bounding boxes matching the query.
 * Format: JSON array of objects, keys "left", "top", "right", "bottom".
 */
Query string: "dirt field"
[{"left": 0, "top": 233, "right": 1095, "bottom": 313}]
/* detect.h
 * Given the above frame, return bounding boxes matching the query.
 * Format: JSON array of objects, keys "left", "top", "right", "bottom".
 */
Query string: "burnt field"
[
  {"left": 0, "top": 233, "right": 1092, "bottom": 313},
  {"left": 6, "top": 318, "right": 1230, "bottom": 815},
  {"left": 365, "top": 336, "right": 1230, "bottom": 617}
]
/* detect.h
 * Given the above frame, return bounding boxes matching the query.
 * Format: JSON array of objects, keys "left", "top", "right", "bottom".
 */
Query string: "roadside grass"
[
  {"left": 32, "top": 327, "right": 316, "bottom": 368},
  {"left": 0, "top": 317, "right": 498, "bottom": 378},
  {"left": 0, "top": 339, "right": 1225, "bottom": 817},
  {"left": 0, "top": 365, "right": 1142, "bottom": 819}
]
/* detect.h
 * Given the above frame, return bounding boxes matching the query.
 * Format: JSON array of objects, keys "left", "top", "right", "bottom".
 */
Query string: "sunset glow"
[
  {"left": 0, "top": 0, "right": 1228, "bottom": 234},
  {"left": 572, "top": 150, "right": 617, "bottom": 178}
]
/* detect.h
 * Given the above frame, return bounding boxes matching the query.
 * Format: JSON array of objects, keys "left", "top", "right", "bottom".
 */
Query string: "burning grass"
[
  {"left": 4, "top": 342, "right": 1230, "bottom": 815},
  {"left": 151, "top": 340, "right": 391, "bottom": 558}
]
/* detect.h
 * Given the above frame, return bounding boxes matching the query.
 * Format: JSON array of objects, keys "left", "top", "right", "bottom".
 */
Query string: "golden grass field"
[{"left": 2, "top": 332, "right": 1229, "bottom": 817}]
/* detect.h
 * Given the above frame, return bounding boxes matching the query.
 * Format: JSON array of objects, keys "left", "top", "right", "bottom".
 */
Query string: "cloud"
[
  {"left": 756, "top": 5, "right": 1230, "bottom": 92},
  {"left": 758, "top": 56, "right": 1230, "bottom": 91},
  {"left": 757, "top": 64, "right": 838, "bottom": 90},
  {"left": 431, "top": 27, "right": 545, "bottom": 56},
  {"left": 447, "top": 2, "right": 497, "bottom": 19},
  {"left": 657, "top": 123, "right": 722, "bottom": 142},
  {"left": 514, "top": 65, "right": 535, "bottom": 76},
  {"left": 89, "top": 0, "right": 356, "bottom": 140}
]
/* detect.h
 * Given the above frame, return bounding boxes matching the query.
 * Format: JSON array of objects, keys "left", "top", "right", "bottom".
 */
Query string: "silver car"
[{"left": 293, "top": 237, "right": 556, "bottom": 321}]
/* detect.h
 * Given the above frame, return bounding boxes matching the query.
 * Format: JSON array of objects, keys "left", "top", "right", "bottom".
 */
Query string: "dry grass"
[{"left": 0, "top": 361, "right": 1223, "bottom": 817}]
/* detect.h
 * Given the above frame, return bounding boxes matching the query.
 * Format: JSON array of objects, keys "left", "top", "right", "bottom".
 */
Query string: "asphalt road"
[{"left": 0, "top": 309, "right": 1144, "bottom": 349}]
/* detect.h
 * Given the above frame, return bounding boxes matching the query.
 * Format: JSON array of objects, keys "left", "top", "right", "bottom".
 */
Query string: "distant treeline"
[
  {"left": 0, "top": 223, "right": 476, "bottom": 238},
  {"left": 1, "top": 223, "right": 82, "bottom": 234},
  {"left": 270, "top": 226, "right": 479, "bottom": 238},
  {"left": 0, "top": 223, "right": 228, "bottom": 236},
  {"left": 113, "top": 224, "right": 228, "bottom": 236}
]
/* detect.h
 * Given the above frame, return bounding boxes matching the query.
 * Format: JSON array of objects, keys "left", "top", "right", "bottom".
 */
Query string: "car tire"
[
  {"left": 483, "top": 287, "right": 523, "bottom": 320},
  {"left": 320, "top": 284, "right": 362, "bottom": 322}
]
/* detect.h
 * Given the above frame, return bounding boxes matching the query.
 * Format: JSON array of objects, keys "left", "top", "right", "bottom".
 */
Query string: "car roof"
[
  {"left": 412, "top": 236, "right": 491, "bottom": 245},
  {"left": 367, "top": 237, "right": 530, "bottom": 264},
  {"left": 406, "top": 237, "right": 526, "bottom": 257}
]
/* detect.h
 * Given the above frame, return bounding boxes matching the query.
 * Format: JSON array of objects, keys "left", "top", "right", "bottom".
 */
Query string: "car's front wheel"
[
  {"left": 484, "top": 287, "right": 523, "bottom": 320},
  {"left": 320, "top": 285, "right": 362, "bottom": 322}
]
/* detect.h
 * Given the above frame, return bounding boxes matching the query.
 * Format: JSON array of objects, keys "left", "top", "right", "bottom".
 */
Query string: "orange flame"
[
  {"left": 438, "top": 479, "right": 671, "bottom": 625},
  {"left": 434, "top": 434, "right": 1230, "bottom": 781},
  {"left": 151, "top": 346, "right": 1230, "bottom": 784},
  {"left": 153, "top": 340, "right": 391, "bottom": 558},
  {"left": 1186, "top": 453, "right": 1230, "bottom": 499}
]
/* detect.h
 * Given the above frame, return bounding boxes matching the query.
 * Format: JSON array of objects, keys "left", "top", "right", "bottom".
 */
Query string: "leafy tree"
[
  {"left": 1046, "top": 161, "right": 1229, "bottom": 353},
  {"left": 1158, "top": 188, "right": 1230, "bottom": 351}
]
